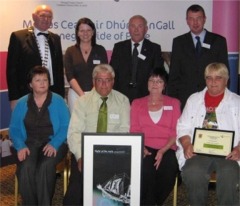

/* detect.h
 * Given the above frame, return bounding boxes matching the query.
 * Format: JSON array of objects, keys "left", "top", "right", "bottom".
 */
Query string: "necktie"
[
  {"left": 195, "top": 36, "right": 201, "bottom": 56},
  {"left": 37, "top": 32, "right": 49, "bottom": 38},
  {"left": 97, "top": 97, "right": 108, "bottom": 133},
  {"left": 131, "top": 43, "right": 139, "bottom": 85}
]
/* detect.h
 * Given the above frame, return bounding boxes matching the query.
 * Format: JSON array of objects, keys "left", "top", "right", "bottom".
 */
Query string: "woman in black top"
[{"left": 65, "top": 18, "right": 108, "bottom": 113}]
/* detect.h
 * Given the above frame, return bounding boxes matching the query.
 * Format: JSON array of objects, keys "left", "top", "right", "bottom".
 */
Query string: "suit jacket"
[
  {"left": 7, "top": 27, "right": 65, "bottom": 101},
  {"left": 110, "top": 39, "right": 164, "bottom": 103},
  {"left": 168, "top": 30, "right": 229, "bottom": 110}
]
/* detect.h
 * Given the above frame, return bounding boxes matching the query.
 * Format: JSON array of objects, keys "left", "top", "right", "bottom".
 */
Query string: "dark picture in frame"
[{"left": 82, "top": 133, "right": 143, "bottom": 206}]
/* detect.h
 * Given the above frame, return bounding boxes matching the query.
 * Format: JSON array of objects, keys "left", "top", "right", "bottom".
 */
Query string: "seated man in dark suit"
[{"left": 110, "top": 15, "right": 164, "bottom": 103}]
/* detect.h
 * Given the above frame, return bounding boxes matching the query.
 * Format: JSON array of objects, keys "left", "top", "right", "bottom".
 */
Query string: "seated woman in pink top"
[{"left": 130, "top": 67, "right": 181, "bottom": 205}]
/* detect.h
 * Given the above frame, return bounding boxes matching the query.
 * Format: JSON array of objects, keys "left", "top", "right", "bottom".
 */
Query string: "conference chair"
[
  {"left": 56, "top": 153, "right": 71, "bottom": 195},
  {"left": 14, "top": 156, "right": 70, "bottom": 206},
  {"left": 173, "top": 176, "right": 178, "bottom": 206}
]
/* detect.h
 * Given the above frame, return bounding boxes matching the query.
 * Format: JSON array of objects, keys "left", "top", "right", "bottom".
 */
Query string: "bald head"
[
  {"left": 33, "top": 5, "right": 53, "bottom": 15},
  {"left": 32, "top": 5, "right": 53, "bottom": 31}
]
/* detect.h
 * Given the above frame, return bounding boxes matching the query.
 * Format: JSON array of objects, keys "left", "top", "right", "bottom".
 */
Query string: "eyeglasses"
[
  {"left": 38, "top": 14, "right": 53, "bottom": 20},
  {"left": 148, "top": 79, "right": 164, "bottom": 85},
  {"left": 95, "top": 78, "right": 113, "bottom": 84}
]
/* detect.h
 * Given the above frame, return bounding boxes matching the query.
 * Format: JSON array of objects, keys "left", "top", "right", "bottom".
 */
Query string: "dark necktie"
[
  {"left": 37, "top": 32, "right": 49, "bottom": 38},
  {"left": 97, "top": 97, "right": 108, "bottom": 133},
  {"left": 195, "top": 36, "right": 201, "bottom": 56},
  {"left": 131, "top": 43, "right": 139, "bottom": 85}
]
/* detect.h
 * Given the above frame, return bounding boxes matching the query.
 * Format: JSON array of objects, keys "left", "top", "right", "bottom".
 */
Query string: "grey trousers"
[
  {"left": 16, "top": 143, "right": 68, "bottom": 206},
  {"left": 181, "top": 155, "right": 239, "bottom": 206}
]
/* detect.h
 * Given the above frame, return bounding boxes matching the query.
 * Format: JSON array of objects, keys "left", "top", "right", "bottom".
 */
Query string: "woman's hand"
[
  {"left": 154, "top": 149, "right": 164, "bottom": 170},
  {"left": 17, "top": 148, "right": 30, "bottom": 161},
  {"left": 183, "top": 143, "right": 195, "bottom": 159},
  {"left": 143, "top": 147, "right": 152, "bottom": 158},
  {"left": 180, "top": 136, "right": 195, "bottom": 159},
  {"left": 226, "top": 146, "right": 240, "bottom": 161},
  {"left": 43, "top": 144, "right": 57, "bottom": 157}
]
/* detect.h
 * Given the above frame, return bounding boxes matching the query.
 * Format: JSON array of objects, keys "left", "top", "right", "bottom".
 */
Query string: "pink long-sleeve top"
[{"left": 130, "top": 95, "right": 181, "bottom": 150}]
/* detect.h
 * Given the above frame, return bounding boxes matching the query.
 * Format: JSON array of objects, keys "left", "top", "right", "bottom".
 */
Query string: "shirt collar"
[
  {"left": 191, "top": 29, "right": 206, "bottom": 43},
  {"left": 34, "top": 28, "right": 49, "bottom": 36},
  {"left": 131, "top": 39, "right": 143, "bottom": 47},
  {"left": 131, "top": 39, "right": 143, "bottom": 52}
]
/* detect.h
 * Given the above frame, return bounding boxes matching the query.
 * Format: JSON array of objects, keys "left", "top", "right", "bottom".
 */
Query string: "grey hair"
[
  {"left": 129, "top": 15, "right": 148, "bottom": 26},
  {"left": 92, "top": 64, "right": 115, "bottom": 79}
]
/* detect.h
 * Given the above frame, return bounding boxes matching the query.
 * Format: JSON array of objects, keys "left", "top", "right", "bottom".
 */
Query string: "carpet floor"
[{"left": 0, "top": 164, "right": 217, "bottom": 206}]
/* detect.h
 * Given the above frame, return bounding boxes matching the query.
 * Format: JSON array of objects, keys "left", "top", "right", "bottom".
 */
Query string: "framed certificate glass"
[{"left": 193, "top": 128, "right": 234, "bottom": 157}]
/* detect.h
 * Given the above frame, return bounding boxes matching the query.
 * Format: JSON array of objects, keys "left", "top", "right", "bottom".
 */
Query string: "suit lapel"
[
  {"left": 25, "top": 28, "right": 39, "bottom": 54},
  {"left": 125, "top": 40, "right": 132, "bottom": 70},
  {"left": 184, "top": 32, "right": 196, "bottom": 57},
  {"left": 203, "top": 30, "right": 212, "bottom": 44},
  {"left": 141, "top": 39, "right": 148, "bottom": 56},
  {"left": 48, "top": 33, "right": 55, "bottom": 59},
  {"left": 202, "top": 30, "right": 212, "bottom": 55}
]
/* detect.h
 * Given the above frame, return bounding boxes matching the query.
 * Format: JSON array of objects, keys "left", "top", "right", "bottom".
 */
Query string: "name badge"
[
  {"left": 202, "top": 43, "right": 211, "bottom": 49},
  {"left": 93, "top": 60, "right": 101, "bottom": 64},
  {"left": 163, "top": 106, "right": 173, "bottom": 110},
  {"left": 109, "top": 114, "right": 120, "bottom": 120},
  {"left": 138, "top": 53, "right": 146, "bottom": 60}
]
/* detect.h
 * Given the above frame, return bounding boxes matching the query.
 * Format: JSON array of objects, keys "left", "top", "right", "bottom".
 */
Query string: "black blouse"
[
  {"left": 24, "top": 92, "right": 53, "bottom": 146},
  {"left": 64, "top": 44, "right": 108, "bottom": 91}
]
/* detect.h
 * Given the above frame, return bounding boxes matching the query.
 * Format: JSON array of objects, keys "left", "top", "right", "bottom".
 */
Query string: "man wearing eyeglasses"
[
  {"left": 64, "top": 64, "right": 130, "bottom": 205},
  {"left": 6, "top": 4, "right": 65, "bottom": 110}
]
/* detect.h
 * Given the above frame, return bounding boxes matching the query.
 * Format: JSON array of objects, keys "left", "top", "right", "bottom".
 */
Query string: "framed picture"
[
  {"left": 193, "top": 128, "right": 234, "bottom": 157},
  {"left": 82, "top": 133, "right": 143, "bottom": 206}
]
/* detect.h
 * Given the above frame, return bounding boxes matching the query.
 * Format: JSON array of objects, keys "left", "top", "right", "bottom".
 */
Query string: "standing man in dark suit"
[
  {"left": 110, "top": 15, "right": 164, "bottom": 103},
  {"left": 168, "top": 4, "right": 229, "bottom": 110},
  {"left": 7, "top": 4, "right": 65, "bottom": 110}
]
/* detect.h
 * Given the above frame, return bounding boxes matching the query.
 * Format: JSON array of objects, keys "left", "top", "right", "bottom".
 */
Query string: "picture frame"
[
  {"left": 193, "top": 128, "right": 234, "bottom": 157},
  {"left": 82, "top": 132, "right": 143, "bottom": 206}
]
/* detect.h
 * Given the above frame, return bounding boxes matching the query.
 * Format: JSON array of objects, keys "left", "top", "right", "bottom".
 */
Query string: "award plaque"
[{"left": 193, "top": 128, "right": 234, "bottom": 157}]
